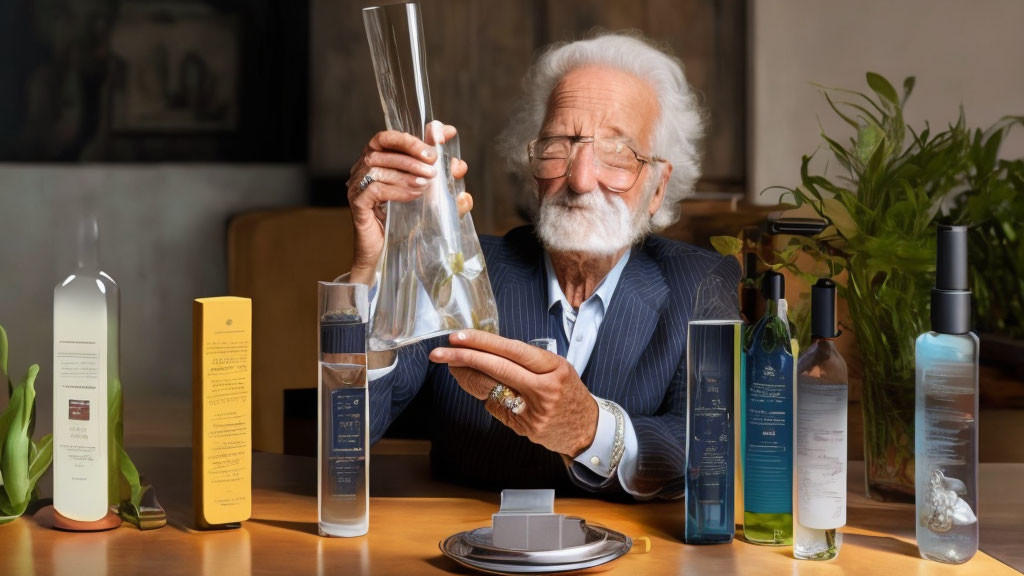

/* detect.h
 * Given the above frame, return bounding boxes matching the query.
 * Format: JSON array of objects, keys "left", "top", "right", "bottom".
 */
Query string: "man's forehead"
[{"left": 541, "top": 67, "right": 657, "bottom": 143}]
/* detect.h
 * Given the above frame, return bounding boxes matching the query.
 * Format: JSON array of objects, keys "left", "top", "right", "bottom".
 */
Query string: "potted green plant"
[
  {"left": 716, "top": 73, "right": 1022, "bottom": 501},
  {"left": 0, "top": 323, "right": 163, "bottom": 527},
  {"left": 0, "top": 324, "right": 52, "bottom": 523},
  {"left": 954, "top": 140, "right": 1024, "bottom": 377}
]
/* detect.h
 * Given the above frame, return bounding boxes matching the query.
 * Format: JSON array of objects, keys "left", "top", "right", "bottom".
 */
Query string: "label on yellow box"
[{"left": 193, "top": 297, "right": 252, "bottom": 528}]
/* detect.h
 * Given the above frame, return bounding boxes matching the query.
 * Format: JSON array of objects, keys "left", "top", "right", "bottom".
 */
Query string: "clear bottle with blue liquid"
[{"left": 915, "top": 225, "right": 979, "bottom": 564}]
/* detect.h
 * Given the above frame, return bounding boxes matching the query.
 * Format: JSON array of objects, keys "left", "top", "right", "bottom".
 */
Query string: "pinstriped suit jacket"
[{"left": 369, "top": 225, "right": 741, "bottom": 499}]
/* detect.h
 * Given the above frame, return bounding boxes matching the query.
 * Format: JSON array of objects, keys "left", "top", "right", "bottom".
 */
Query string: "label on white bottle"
[
  {"left": 797, "top": 376, "right": 847, "bottom": 530},
  {"left": 53, "top": 282, "right": 108, "bottom": 522}
]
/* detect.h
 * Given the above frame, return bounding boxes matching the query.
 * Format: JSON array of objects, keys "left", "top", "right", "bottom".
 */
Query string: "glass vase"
[
  {"left": 861, "top": 363, "right": 916, "bottom": 502},
  {"left": 362, "top": 2, "right": 499, "bottom": 351}
]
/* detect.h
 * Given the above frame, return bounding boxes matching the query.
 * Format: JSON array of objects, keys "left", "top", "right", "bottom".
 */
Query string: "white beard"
[{"left": 535, "top": 186, "right": 653, "bottom": 255}]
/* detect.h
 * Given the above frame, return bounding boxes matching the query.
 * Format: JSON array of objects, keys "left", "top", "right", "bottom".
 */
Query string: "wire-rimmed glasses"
[{"left": 527, "top": 136, "right": 665, "bottom": 192}]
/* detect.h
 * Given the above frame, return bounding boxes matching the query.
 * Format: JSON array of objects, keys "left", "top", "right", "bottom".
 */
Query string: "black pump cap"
[
  {"left": 936, "top": 225, "right": 969, "bottom": 291},
  {"left": 931, "top": 225, "right": 972, "bottom": 335},
  {"left": 761, "top": 270, "right": 785, "bottom": 301},
  {"left": 811, "top": 278, "right": 839, "bottom": 339}
]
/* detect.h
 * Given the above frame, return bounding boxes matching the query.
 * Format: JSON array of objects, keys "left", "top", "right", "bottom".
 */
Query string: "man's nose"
[{"left": 566, "top": 144, "right": 599, "bottom": 194}]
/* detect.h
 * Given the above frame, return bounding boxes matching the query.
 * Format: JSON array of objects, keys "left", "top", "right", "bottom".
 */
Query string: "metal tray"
[{"left": 440, "top": 521, "right": 632, "bottom": 574}]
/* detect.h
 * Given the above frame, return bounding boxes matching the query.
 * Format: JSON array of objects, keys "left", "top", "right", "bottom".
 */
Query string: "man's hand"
[
  {"left": 346, "top": 122, "right": 472, "bottom": 286},
  {"left": 428, "top": 330, "right": 599, "bottom": 458}
]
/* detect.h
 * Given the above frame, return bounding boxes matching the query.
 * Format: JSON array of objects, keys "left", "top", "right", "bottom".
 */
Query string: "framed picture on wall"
[
  {"left": 109, "top": 3, "right": 239, "bottom": 133},
  {"left": 0, "top": 0, "right": 307, "bottom": 162}
]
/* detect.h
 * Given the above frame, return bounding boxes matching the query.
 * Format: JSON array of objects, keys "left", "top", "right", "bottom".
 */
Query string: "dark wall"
[
  {"left": 0, "top": 0, "right": 308, "bottom": 162},
  {"left": 310, "top": 0, "right": 746, "bottom": 233}
]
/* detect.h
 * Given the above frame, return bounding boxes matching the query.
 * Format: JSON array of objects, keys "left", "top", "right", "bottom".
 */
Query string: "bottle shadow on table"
[
  {"left": 247, "top": 518, "right": 320, "bottom": 536},
  {"left": 842, "top": 532, "right": 920, "bottom": 559}
]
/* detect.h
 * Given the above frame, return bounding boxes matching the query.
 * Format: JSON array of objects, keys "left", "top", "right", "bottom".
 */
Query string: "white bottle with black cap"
[
  {"left": 915, "top": 224, "right": 979, "bottom": 564},
  {"left": 794, "top": 279, "right": 848, "bottom": 560}
]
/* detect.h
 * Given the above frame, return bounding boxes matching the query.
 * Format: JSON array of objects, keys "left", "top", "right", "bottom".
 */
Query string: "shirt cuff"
[
  {"left": 615, "top": 408, "right": 653, "bottom": 498},
  {"left": 572, "top": 396, "right": 616, "bottom": 476},
  {"left": 367, "top": 356, "right": 398, "bottom": 380}
]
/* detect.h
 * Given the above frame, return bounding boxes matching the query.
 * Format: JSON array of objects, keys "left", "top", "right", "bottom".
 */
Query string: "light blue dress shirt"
[{"left": 543, "top": 252, "right": 647, "bottom": 497}]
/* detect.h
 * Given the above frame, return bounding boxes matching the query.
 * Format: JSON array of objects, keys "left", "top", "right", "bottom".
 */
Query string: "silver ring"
[
  {"left": 488, "top": 384, "right": 526, "bottom": 414},
  {"left": 358, "top": 171, "right": 376, "bottom": 191},
  {"left": 506, "top": 396, "right": 526, "bottom": 415}
]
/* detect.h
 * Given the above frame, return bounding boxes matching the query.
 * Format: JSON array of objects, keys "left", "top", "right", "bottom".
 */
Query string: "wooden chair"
[{"left": 227, "top": 207, "right": 354, "bottom": 454}]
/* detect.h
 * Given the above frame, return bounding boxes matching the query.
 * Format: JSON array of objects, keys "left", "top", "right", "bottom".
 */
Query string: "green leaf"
[
  {"left": 866, "top": 72, "right": 900, "bottom": 106},
  {"left": 27, "top": 434, "right": 52, "bottom": 491},
  {"left": 119, "top": 446, "right": 143, "bottom": 508},
  {"left": 821, "top": 91, "right": 860, "bottom": 129},
  {"left": 710, "top": 235, "right": 743, "bottom": 256},
  {"left": 855, "top": 123, "right": 884, "bottom": 165},
  {"left": 0, "top": 365, "right": 40, "bottom": 516},
  {"left": 109, "top": 377, "right": 123, "bottom": 506},
  {"left": 901, "top": 77, "right": 916, "bottom": 106},
  {"left": 0, "top": 324, "right": 9, "bottom": 394},
  {"left": 823, "top": 198, "right": 859, "bottom": 240}
]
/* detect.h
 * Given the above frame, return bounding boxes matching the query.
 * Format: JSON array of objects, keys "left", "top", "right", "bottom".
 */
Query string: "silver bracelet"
[{"left": 597, "top": 399, "right": 626, "bottom": 477}]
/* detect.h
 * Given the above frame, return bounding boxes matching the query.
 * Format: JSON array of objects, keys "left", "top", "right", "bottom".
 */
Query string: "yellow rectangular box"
[{"left": 193, "top": 296, "right": 252, "bottom": 529}]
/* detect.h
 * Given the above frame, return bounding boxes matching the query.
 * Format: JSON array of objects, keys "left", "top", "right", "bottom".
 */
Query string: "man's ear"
[{"left": 648, "top": 162, "right": 672, "bottom": 216}]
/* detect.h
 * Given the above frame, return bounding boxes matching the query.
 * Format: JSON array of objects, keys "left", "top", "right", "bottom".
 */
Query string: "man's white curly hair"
[{"left": 498, "top": 31, "right": 706, "bottom": 231}]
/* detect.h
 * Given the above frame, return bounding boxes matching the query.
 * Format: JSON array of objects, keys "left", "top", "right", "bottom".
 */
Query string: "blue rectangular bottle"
[{"left": 685, "top": 274, "right": 742, "bottom": 544}]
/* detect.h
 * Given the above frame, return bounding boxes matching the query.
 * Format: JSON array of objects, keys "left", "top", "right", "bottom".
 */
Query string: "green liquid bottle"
[{"left": 743, "top": 271, "right": 795, "bottom": 545}]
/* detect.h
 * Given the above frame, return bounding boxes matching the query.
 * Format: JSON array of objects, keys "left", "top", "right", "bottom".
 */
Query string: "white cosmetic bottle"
[{"left": 53, "top": 217, "right": 119, "bottom": 521}]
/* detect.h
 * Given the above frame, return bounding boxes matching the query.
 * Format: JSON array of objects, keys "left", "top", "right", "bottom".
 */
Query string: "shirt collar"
[{"left": 544, "top": 249, "right": 632, "bottom": 314}]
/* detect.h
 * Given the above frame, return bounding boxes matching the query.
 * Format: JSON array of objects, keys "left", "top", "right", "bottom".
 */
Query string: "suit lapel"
[
  {"left": 488, "top": 229, "right": 670, "bottom": 400},
  {"left": 491, "top": 229, "right": 549, "bottom": 344},
  {"left": 581, "top": 246, "right": 670, "bottom": 399}
]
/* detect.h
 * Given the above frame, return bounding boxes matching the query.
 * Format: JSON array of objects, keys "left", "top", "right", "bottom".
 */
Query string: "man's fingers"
[
  {"left": 485, "top": 400, "right": 530, "bottom": 437},
  {"left": 430, "top": 345, "right": 536, "bottom": 393},
  {"left": 457, "top": 192, "right": 473, "bottom": 217},
  {"left": 368, "top": 130, "right": 438, "bottom": 162},
  {"left": 449, "top": 366, "right": 496, "bottom": 401},
  {"left": 444, "top": 330, "right": 560, "bottom": 374},
  {"left": 350, "top": 181, "right": 423, "bottom": 216},
  {"left": 364, "top": 150, "right": 437, "bottom": 179},
  {"left": 448, "top": 366, "right": 531, "bottom": 436},
  {"left": 451, "top": 157, "right": 468, "bottom": 179},
  {"left": 361, "top": 166, "right": 431, "bottom": 190}
]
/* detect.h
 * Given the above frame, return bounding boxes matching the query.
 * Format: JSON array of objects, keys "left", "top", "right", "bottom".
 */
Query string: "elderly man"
[{"left": 345, "top": 33, "right": 739, "bottom": 499}]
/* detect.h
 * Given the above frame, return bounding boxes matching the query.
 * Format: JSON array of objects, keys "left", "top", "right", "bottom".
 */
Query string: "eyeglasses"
[{"left": 527, "top": 136, "right": 665, "bottom": 192}]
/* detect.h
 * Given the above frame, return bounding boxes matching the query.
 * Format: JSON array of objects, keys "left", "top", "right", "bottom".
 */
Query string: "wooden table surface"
[{"left": 1, "top": 445, "right": 1020, "bottom": 576}]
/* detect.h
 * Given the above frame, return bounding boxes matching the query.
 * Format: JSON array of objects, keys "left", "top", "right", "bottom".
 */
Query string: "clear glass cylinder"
[
  {"left": 915, "top": 331, "right": 978, "bottom": 564},
  {"left": 317, "top": 282, "right": 370, "bottom": 537},
  {"left": 362, "top": 2, "right": 499, "bottom": 351}
]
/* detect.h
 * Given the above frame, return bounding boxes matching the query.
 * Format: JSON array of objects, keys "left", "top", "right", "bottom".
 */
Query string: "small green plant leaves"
[
  {"left": 710, "top": 235, "right": 743, "bottom": 256},
  {"left": 867, "top": 72, "right": 900, "bottom": 105}
]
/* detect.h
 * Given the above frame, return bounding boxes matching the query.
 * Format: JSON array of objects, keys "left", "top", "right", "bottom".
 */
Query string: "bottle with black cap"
[
  {"left": 795, "top": 279, "right": 848, "bottom": 560},
  {"left": 742, "top": 270, "right": 796, "bottom": 546},
  {"left": 915, "top": 225, "right": 979, "bottom": 564}
]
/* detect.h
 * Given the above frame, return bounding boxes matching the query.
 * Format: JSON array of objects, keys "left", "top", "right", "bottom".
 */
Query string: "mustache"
[{"left": 542, "top": 188, "right": 608, "bottom": 209}]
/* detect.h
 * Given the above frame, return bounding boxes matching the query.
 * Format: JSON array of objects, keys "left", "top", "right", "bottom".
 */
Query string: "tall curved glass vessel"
[{"left": 362, "top": 2, "right": 499, "bottom": 351}]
